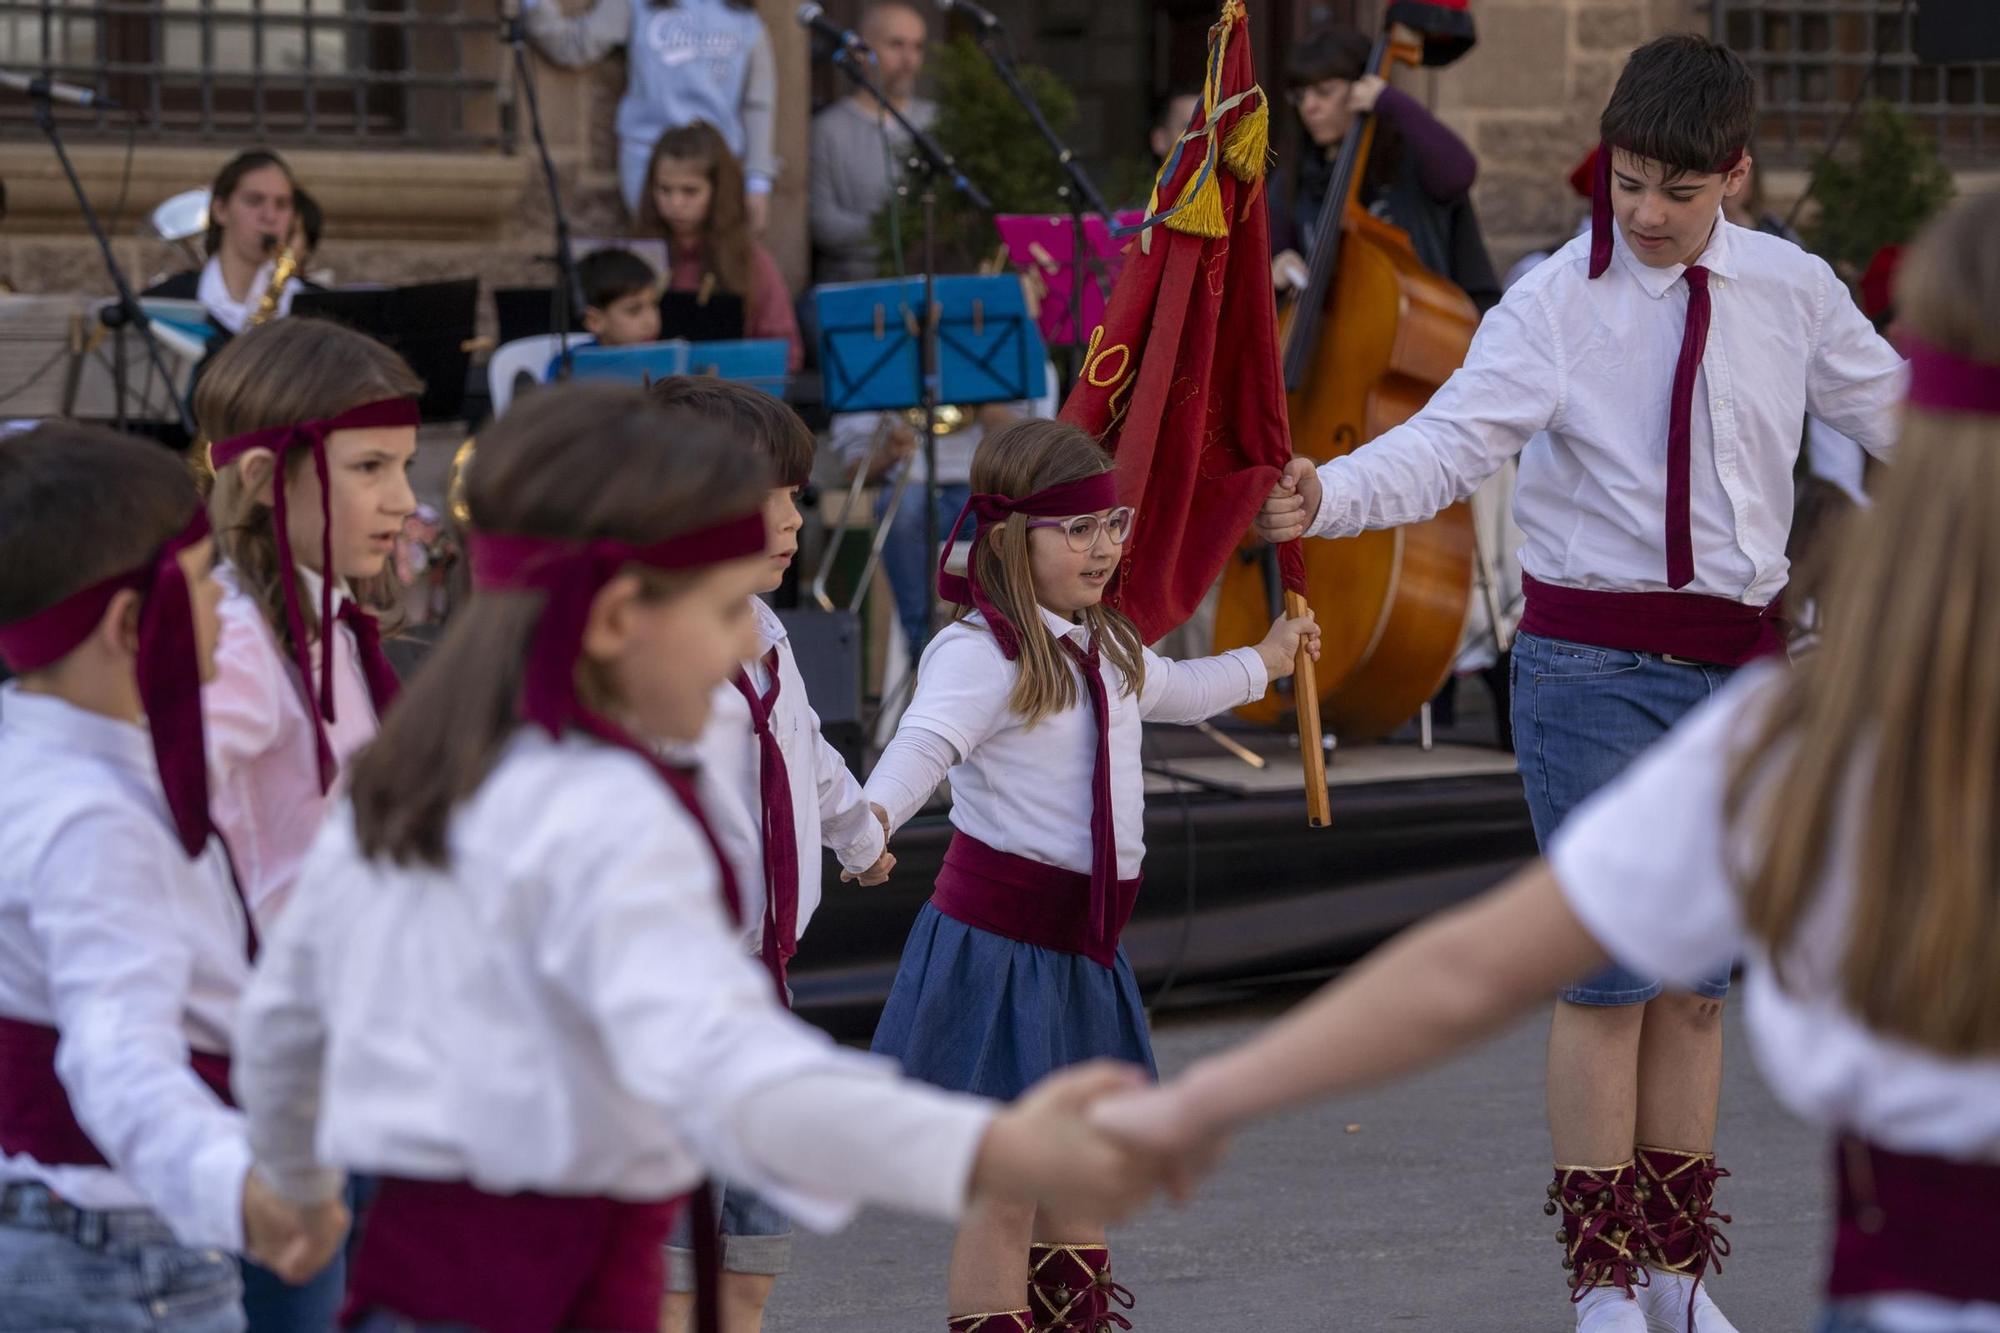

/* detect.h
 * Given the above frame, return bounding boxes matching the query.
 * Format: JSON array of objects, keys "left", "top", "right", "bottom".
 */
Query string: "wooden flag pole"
[{"left": 1285, "top": 588, "right": 1332, "bottom": 827}]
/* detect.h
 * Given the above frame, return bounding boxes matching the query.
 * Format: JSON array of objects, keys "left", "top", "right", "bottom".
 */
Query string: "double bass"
[{"left": 1213, "top": 22, "right": 1477, "bottom": 741}]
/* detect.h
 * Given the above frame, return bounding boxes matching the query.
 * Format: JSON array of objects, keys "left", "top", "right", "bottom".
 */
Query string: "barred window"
[
  {"left": 0, "top": 0, "right": 510, "bottom": 150},
  {"left": 1716, "top": 0, "right": 2000, "bottom": 167}
]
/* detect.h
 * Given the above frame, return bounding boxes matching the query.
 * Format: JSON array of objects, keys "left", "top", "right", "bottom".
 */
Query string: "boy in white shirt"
[
  {"left": 647, "top": 375, "right": 893, "bottom": 1333},
  {"left": 1255, "top": 33, "right": 1905, "bottom": 1333},
  {"left": 0, "top": 424, "right": 342, "bottom": 1329}
]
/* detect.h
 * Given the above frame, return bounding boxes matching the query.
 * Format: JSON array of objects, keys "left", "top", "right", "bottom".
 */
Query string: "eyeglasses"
[{"left": 1026, "top": 507, "right": 1136, "bottom": 552}]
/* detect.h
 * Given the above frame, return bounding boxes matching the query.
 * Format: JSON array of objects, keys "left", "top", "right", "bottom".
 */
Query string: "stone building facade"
[{"left": 0, "top": 1, "right": 1987, "bottom": 319}]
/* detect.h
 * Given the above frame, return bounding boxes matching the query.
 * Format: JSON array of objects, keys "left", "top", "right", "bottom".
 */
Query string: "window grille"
[{"left": 0, "top": 0, "right": 512, "bottom": 150}]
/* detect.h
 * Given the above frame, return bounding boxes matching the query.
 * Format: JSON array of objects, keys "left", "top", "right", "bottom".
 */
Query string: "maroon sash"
[
  {"left": 341, "top": 1178, "right": 687, "bottom": 1333},
  {"left": 931, "top": 832, "right": 1142, "bottom": 970},
  {"left": 0, "top": 1015, "right": 232, "bottom": 1167},
  {"left": 1518, "top": 573, "right": 1785, "bottom": 667},
  {"left": 1828, "top": 1138, "right": 2000, "bottom": 1306}
]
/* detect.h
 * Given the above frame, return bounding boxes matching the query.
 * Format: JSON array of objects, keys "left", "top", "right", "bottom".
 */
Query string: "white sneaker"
[
  {"left": 1638, "top": 1272, "right": 1741, "bottom": 1333},
  {"left": 1575, "top": 1284, "right": 1650, "bottom": 1332}
]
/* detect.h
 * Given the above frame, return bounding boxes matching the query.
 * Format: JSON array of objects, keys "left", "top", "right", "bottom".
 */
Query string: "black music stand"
[{"left": 293, "top": 279, "right": 479, "bottom": 421}]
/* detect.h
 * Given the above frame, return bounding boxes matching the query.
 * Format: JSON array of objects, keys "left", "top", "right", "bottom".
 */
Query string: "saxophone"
[{"left": 246, "top": 236, "right": 299, "bottom": 328}]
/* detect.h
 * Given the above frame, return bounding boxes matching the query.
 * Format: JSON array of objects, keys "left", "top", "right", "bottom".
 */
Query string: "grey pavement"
[{"left": 770, "top": 994, "right": 1830, "bottom": 1332}]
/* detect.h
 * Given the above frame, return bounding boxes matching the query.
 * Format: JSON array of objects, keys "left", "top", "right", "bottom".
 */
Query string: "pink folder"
[{"left": 994, "top": 210, "right": 1146, "bottom": 347}]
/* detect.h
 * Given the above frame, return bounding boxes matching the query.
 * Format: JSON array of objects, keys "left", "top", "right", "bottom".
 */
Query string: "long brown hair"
[
  {"left": 349, "top": 383, "right": 770, "bottom": 867},
  {"left": 637, "top": 122, "right": 752, "bottom": 298},
  {"left": 1725, "top": 191, "right": 2000, "bottom": 1056},
  {"left": 959, "top": 418, "right": 1145, "bottom": 727},
  {"left": 195, "top": 319, "right": 424, "bottom": 664}
]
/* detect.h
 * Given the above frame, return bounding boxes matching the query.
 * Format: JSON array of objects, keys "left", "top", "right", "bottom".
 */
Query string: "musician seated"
[
  {"left": 142, "top": 149, "right": 320, "bottom": 335},
  {"left": 637, "top": 123, "right": 802, "bottom": 372},
  {"left": 538, "top": 248, "right": 666, "bottom": 382},
  {"left": 1268, "top": 26, "right": 1499, "bottom": 312}
]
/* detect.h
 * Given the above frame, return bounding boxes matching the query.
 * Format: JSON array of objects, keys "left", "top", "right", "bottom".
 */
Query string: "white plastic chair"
[{"left": 486, "top": 334, "right": 570, "bottom": 418}]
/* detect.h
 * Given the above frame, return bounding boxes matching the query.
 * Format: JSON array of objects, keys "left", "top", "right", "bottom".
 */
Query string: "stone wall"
[
  {"left": 0, "top": 0, "right": 816, "bottom": 314},
  {"left": 1413, "top": 0, "right": 1704, "bottom": 274}
]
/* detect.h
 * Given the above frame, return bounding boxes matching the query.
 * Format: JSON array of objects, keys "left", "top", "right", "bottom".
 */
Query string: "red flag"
[{"left": 1060, "top": 0, "right": 1300, "bottom": 645}]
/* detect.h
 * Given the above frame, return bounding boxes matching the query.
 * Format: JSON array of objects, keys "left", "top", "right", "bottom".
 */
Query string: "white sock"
[
  {"left": 1575, "top": 1283, "right": 1650, "bottom": 1332},
  {"left": 1638, "top": 1271, "right": 1739, "bottom": 1333}
]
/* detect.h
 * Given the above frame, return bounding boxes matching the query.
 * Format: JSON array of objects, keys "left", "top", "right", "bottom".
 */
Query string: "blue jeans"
[
  {"left": 879, "top": 480, "right": 971, "bottom": 662},
  {"left": 0, "top": 1181, "right": 243, "bottom": 1332},
  {"left": 665, "top": 1183, "right": 791, "bottom": 1290},
  {"left": 1509, "top": 630, "right": 1735, "bottom": 1005}
]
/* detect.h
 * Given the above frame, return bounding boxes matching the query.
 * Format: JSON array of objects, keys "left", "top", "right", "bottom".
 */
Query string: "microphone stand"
[
  {"left": 30, "top": 92, "right": 192, "bottom": 437},
  {"left": 967, "top": 23, "right": 1114, "bottom": 377},
  {"left": 823, "top": 41, "right": 992, "bottom": 642},
  {"left": 502, "top": 5, "right": 582, "bottom": 380}
]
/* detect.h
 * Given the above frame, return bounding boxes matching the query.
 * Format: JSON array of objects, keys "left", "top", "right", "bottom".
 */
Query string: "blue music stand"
[
  {"left": 685, "top": 338, "right": 791, "bottom": 398},
  {"left": 558, "top": 340, "right": 692, "bottom": 384},
  {"left": 815, "top": 275, "right": 1048, "bottom": 414}
]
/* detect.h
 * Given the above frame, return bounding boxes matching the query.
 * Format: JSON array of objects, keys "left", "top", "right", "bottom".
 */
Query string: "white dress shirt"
[
  {"left": 1304, "top": 217, "right": 1906, "bottom": 606},
  {"left": 234, "top": 728, "right": 994, "bottom": 1229},
  {"left": 865, "top": 608, "right": 1268, "bottom": 878},
  {"left": 205, "top": 564, "right": 379, "bottom": 926},
  {"left": 1550, "top": 664, "right": 2000, "bottom": 1329},
  {"left": 696, "top": 599, "right": 884, "bottom": 952},
  {"left": 0, "top": 686, "right": 253, "bottom": 1250},
  {"left": 196, "top": 255, "right": 302, "bottom": 335}
]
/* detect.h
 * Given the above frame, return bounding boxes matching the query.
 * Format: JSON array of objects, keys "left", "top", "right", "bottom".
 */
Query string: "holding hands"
[
  {"left": 970, "top": 1062, "right": 1223, "bottom": 1222},
  {"left": 1255, "top": 458, "right": 1325, "bottom": 546},
  {"left": 241, "top": 1169, "right": 349, "bottom": 1285}
]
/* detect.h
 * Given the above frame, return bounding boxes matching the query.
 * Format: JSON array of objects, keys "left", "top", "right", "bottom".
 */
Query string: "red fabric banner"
[{"left": 1059, "top": 0, "right": 1302, "bottom": 644}]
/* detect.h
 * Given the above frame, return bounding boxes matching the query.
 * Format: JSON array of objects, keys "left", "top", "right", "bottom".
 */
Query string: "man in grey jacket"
[{"left": 809, "top": 1, "right": 935, "bottom": 283}]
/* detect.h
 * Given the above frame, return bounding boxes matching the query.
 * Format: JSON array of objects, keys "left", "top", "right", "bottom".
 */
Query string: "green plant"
[
  {"left": 869, "top": 37, "right": 1079, "bottom": 275},
  {"left": 1803, "top": 101, "right": 1954, "bottom": 274}
]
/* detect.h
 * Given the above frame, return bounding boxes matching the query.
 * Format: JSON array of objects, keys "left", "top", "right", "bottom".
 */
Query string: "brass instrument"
[
  {"left": 247, "top": 236, "right": 298, "bottom": 329},
  {"left": 904, "top": 403, "right": 968, "bottom": 435},
  {"left": 447, "top": 436, "right": 476, "bottom": 526}
]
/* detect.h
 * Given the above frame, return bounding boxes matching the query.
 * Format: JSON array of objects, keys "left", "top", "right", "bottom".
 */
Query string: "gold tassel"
[
  {"left": 1167, "top": 156, "right": 1227, "bottom": 238},
  {"left": 1221, "top": 93, "right": 1269, "bottom": 183}
]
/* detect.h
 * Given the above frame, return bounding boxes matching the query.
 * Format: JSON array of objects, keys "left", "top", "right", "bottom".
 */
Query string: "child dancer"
[
  {"left": 198, "top": 317, "right": 422, "bottom": 928},
  {"left": 1105, "top": 189, "right": 2000, "bottom": 1333},
  {"left": 1255, "top": 34, "right": 1906, "bottom": 1332},
  {"left": 0, "top": 424, "right": 343, "bottom": 1329},
  {"left": 638, "top": 123, "right": 803, "bottom": 372},
  {"left": 231, "top": 384, "right": 1176, "bottom": 1333},
  {"left": 647, "top": 375, "right": 894, "bottom": 1333},
  {"left": 865, "top": 418, "right": 1318, "bottom": 1332},
  {"left": 196, "top": 317, "right": 422, "bottom": 1328}
]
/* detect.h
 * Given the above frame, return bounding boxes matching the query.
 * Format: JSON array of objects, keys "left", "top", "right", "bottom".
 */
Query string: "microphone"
[
  {"left": 0, "top": 69, "right": 119, "bottom": 110},
  {"left": 795, "top": 4, "right": 868, "bottom": 53},
  {"left": 936, "top": 0, "right": 1001, "bottom": 30}
]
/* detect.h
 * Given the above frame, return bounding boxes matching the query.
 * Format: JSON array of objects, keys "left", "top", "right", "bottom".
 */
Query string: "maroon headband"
[
  {"left": 468, "top": 509, "right": 768, "bottom": 737},
  {"left": 0, "top": 508, "right": 215, "bottom": 857},
  {"left": 208, "top": 397, "right": 421, "bottom": 789},
  {"left": 935, "top": 471, "right": 1123, "bottom": 661},
  {"left": 1589, "top": 141, "right": 1745, "bottom": 279},
  {"left": 1903, "top": 337, "right": 2000, "bottom": 415}
]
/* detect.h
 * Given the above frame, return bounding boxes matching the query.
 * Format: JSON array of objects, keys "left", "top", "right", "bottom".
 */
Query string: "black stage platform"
[{"left": 792, "top": 708, "right": 1536, "bottom": 1038}]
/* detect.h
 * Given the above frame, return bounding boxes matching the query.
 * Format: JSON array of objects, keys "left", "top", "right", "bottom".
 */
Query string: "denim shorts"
[
  {"left": 664, "top": 1183, "right": 792, "bottom": 1290},
  {"left": 1510, "top": 630, "right": 1736, "bottom": 1006},
  {"left": 0, "top": 1181, "right": 244, "bottom": 1333}
]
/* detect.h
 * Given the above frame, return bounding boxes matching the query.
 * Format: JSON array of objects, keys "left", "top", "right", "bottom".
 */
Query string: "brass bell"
[
  {"left": 1556, "top": 1229, "right": 1568, "bottom": 1244},
  {"left": 1597, "top": 1189, "right": 1613, "bottom": 1206},
  {"left": 1547, "top": 1181, "right": 1561, "bottom": 1197},
  {"left": 1543, "top": 1200, "right": 1558, "bottom": 1216},
  {"left": 1561, "top": 1256, "right": 1573, "bottom": 1271},
  {"left": 1053, "top": 1286, "right": 1071, "bottom": 1306}
]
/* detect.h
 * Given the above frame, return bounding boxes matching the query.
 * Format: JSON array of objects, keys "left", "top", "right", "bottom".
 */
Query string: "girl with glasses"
[{"left": 863, "top": 417, "right": 1319, "bottom": 1332}]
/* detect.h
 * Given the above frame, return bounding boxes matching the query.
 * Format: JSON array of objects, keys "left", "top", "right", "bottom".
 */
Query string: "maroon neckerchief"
[
  {"left": 208, "top": 398, "right": 419, "bottom": 789},
  {"left": 731, "top": 650, "right": 800, "bottom": 997},
  {"left": 0, "top": 507, "right": 216, "bottom": 859},
  {"left": 1588, "top": 142, "right": 1742, "bottom": 590},
  {"left": 935, "top": 471, "right": 1123, "bottom": 662},
  {"left": 1053, "top": 635, "right": 1119, "bottom": 958}
]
